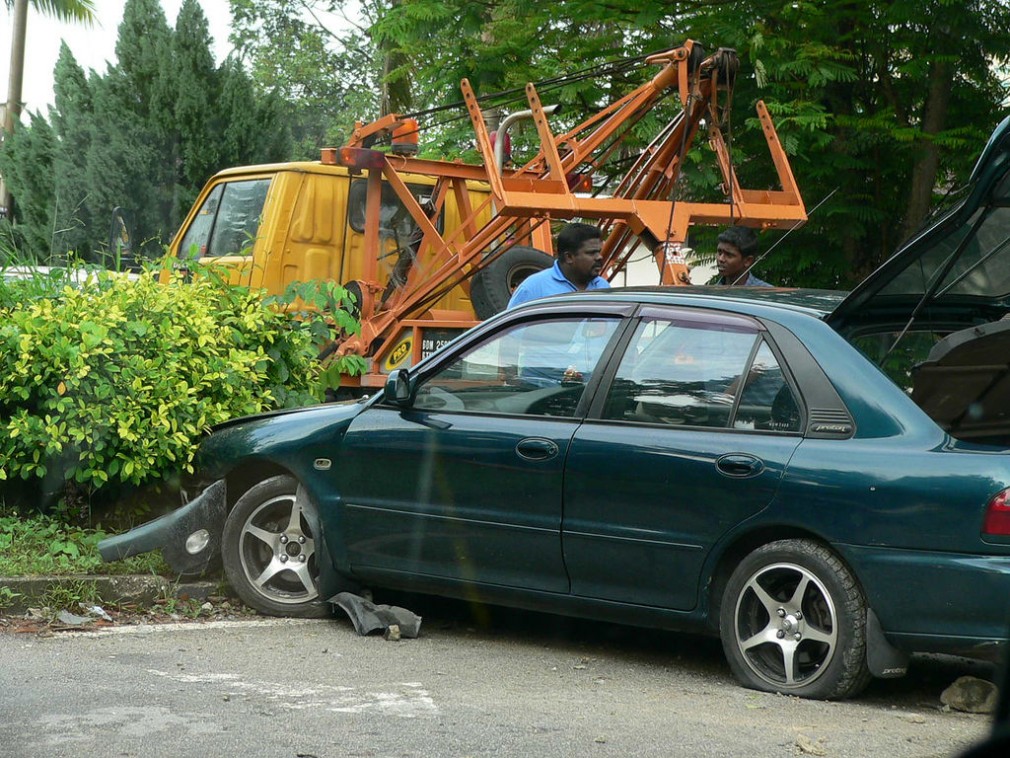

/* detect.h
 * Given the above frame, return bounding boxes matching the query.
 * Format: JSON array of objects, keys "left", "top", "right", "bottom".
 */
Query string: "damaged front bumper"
[{"left": 98, "top": 479, "right": 227, "bottom": 576}]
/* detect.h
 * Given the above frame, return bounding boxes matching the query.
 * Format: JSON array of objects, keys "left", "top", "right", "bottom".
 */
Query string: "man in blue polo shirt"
[{"left": 507, "top": 222, "right": 610, "bottom": 308}]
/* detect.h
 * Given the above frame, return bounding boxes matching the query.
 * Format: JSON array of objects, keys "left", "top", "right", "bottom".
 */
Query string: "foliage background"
[
  {"left": 0, "top": 0, "right": 290, "bottom": 263},
  {"left": 366, "top": 0, "right": 1010, "bottom": 286},
  {"left": 3, "top": 0, "right": 1008, "bottom": 285},
  {"left": 0, "top": 268, "right": 329, "bottom": 519}
]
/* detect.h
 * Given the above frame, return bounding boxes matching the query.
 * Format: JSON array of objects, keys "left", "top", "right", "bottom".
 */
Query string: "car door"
[
  {"left": 563, "top": 306, "right": 804, "bottom": 610},
  {"left": 338, "top": 309, "right": 627, "bottom": 591}
]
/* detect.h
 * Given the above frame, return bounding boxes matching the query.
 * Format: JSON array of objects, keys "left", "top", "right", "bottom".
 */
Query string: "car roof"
[{"left": 515, "top": 285, "right": 847, "bottom": 319}]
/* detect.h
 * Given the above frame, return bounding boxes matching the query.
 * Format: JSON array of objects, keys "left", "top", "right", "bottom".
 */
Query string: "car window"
[
  {"left": 178, "top": 179, "right": 270, "bottom": 258},
  {"left": 348, "top": 180, "right": 440, "bottom": 250},
  {"left": 412, "top": 317, "right": 621, "bottom": 417},
  {"left": 601, "top": 315, "right": 801, "bottom": 432},
  {"left": 878, "top": 206, "right": 1010, "bottom": 300},
  {"left": 936, "top": 206, "right": 1010, "bottom": 297},
  {"left": 734, "top": 341, "right": 801, "bottom": 432},
  {"left": 178, "top": 184, "right": 223, "bottom": 258},
  {"left": 850, "top": 329, "right": 946, "bottom": 392}
]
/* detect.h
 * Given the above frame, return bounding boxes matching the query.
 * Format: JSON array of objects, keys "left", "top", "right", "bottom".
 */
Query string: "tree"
[
  {"left": 370, "top": 0, "right": 1010, "bottom": 287},
  {"left": 371, "top": 1, "right": 685, "bottom": 157},
  {"left": 685, "top": 0, "right": 1010, "bottom": 285},
  {"left": 172, "top": 0, "right": 220, "bottom": 217},
  {"left": 2, "top": 0, "right": 293, "bottom": 261},
  {"left": 100, "top": 0, "right": 176, "bottom": 253},
  {"left": 3, "top": 0, "right": 96, "bottom": 218},
  {"left": 0, "top": 112, "right": 55, "bottom": 257},
  {"left": 2, "top": 0, "right": 94, "bottom": 19},
  {"left": 217, "top": 59, "right": 291, "bottom": 168},
  {"left": 50, "top": 43, "right": 94, "bottom": 255},
  {"left": 228, "top": 0, "right": 380, "bottom": 156}
]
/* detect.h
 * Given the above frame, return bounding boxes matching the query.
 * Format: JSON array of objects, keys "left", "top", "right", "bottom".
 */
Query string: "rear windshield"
[{"left": 880, "top": 174, "right": 1010, "bottom": 300}]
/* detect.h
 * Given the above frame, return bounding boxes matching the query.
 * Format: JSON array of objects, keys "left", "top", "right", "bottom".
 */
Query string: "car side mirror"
[{"left": 385, "top": 369, "right": 412, "bottom": 407}]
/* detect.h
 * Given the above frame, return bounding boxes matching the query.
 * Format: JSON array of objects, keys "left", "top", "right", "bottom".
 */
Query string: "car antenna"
[{"left": 732, "top": 187, "right": 838, "bottom": 285}]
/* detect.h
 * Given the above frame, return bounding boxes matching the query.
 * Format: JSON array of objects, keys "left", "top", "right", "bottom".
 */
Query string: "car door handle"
[
  {"left": 715, "top": 453, "right": 765, "bottom": 478},
  {"left": 516, "top": 437, "right": 559, "bottom": 461}
]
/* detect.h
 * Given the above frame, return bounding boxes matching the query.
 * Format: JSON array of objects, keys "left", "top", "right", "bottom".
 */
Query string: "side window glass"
[
  {"left": 206, "top": 179, "right": 271, "bottom": 257},
  {"left": 412, "top": 317, "right": 620, "bottom": 417},
  {"left": 734, "top": 341, "right": 801, "bottom": 432},
  {"left": 602, "top": 317, "right": 757, "bottom": 428},
  {"left": 178, "top": 184, "right": 223, "bottom": 258},
  {"left": 178, "top": 179, "right": 270, "bottom": 259},
  {"left": 348, "top": 181, "right": 438, "bottom": 236},
  {"left": 348, "top": 181, "right": 443, "bottom": 295},
  {"left": 851, "top": 330, "right": 945, "bottom": 392}
]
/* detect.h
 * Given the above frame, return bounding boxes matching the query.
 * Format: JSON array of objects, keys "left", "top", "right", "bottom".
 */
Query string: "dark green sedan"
[{"left": 101, "top": 116, "right": 1010, "bottom": 700}]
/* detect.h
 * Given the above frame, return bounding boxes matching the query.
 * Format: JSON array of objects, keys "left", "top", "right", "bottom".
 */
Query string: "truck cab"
[{"left": 171, "top": 161, "right": 490, "bottom": 311}]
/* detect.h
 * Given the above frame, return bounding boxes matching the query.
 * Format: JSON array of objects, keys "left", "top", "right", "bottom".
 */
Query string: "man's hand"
[{"left": 562, "top": 365, "right": 584, "bottom": 383}]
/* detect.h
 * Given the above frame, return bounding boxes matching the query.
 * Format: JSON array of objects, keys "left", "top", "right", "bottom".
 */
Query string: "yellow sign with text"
[{"left": 383, "top": 337, "right": 412, "bottom": 372}]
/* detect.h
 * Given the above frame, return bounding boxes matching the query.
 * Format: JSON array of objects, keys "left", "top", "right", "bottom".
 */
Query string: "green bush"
[{"left": 0, "top": 267, "right": 350, "bottom": 503}]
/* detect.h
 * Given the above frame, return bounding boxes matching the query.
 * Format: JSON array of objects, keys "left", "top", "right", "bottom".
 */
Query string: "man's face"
[
  {"left": 562, "top": 238, "right": 604, "bottom": 286},
  {"left": 716, "top": 241, "right": 753, "bottom": 284}
]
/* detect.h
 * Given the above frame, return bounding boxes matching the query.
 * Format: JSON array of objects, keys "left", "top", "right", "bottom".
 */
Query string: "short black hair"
[
  {"left": 717, "top": 225, "right": 759, "bottom": 258},
  {"left": 557, "top": 222, "right": 601, "bottom": 258}
]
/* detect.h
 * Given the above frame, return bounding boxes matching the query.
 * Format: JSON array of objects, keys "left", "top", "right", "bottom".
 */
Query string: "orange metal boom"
[{"left": 328, "top": 41, "right": 806, "bottom": 379}]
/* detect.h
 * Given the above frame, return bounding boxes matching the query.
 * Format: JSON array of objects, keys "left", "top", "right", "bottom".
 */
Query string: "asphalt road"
[{"left": 0, "top": 596, "right": 997, "bottom": 758}]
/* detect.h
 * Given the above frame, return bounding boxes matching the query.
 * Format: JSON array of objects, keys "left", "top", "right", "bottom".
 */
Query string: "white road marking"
[
  {"left": 49, "top": 617, "right": 331, "bottom": 638},
  {"left": 146, "top": 668, "right": 438, "bottom": 718},
  {"left": 37, "top": 705, "right": 221, "bottom": 745}
]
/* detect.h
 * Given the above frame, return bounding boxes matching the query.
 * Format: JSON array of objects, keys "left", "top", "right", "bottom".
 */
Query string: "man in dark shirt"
[{"left": 711, "top": 225, "right": 772, "bottom": 286}]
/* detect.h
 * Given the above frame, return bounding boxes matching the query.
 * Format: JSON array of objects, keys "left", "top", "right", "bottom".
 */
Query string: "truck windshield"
[{"left": 178, "top": 179, "right": 271, "bottom": 258}]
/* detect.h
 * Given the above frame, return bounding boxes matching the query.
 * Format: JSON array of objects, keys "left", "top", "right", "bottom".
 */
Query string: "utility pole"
[{"left": 2, "top": 0, "right": 29, "bottom": 219}]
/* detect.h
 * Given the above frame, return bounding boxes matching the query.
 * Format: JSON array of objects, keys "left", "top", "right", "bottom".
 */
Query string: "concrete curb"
[{"left": 0, "top": 575, "right": 222, "bottom": 615}]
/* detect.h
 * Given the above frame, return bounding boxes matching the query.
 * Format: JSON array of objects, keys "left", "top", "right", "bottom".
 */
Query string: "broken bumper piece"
[
  {"left": 332, "top": 591, "right": 422, "bottom": 638},
  {"left": 97, "top": 479, "right": 227, "bottom": 576}
]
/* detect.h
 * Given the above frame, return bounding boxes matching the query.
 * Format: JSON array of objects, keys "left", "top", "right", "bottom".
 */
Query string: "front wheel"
[
  {"left": 222, "top": 475, "right": 330, "bottom": 618},
  {"left": 719, "top": 539, "right": 871, "bottom": 699}
]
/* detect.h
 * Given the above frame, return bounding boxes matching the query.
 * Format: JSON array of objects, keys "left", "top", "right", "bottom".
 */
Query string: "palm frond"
[{"left": 26, "top": 0, "right": 97, "bottom": 24}]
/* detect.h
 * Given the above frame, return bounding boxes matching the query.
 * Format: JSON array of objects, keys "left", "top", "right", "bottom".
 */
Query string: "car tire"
[
  {"left": 719, "top": 539, "right": 872, "bottom": 699},
  {"left": 469, "top": 273, "right": 495, "bottom": 320},
  {"left": 471, "top": 246, "right": 553, "bottom": 318},
  {"left": 222, "top": 475, "right": 330, "bottom": 618}
]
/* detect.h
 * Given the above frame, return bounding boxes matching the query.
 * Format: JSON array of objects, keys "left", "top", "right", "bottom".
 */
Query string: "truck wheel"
[
  {"left": 471, "top": 246, "right": 553, "bottom": 318},
  {"left": 222, "top": 475, "right": 330, "bottom": 618},
  {"left": 719, "top": 539, "right": 871, "bottom": 699}
]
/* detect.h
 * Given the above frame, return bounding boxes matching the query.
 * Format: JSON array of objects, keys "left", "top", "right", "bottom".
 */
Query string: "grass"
[
  {"left": 0, "top": 515, "right": 235, "bottom": 619},
  {"left": 0, "top": 514, "right": 169, "bottom": 577}
]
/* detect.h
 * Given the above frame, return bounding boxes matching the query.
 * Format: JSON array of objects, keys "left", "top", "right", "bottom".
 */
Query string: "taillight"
[{"left": 982, "top": 488, "right": 1010, "bottom": 536}]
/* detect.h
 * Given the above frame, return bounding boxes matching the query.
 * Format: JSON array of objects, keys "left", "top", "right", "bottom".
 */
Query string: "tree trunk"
[
  {"left": 2, "top": 0, "right": 29, "bottom": 218},
  {"left": 900, "top": 59, "right": 953, "bottom": 242}
]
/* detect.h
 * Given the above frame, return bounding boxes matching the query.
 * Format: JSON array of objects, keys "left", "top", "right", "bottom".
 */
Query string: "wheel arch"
[
  {"left": 706, "top": 525, "right": 862, "bottom": 632},
  {"left": 712, "top": 528, "right": 877, "bottom": 698},
  {"left": 221, "top": 459, "right": 294, "bottom": 510}
]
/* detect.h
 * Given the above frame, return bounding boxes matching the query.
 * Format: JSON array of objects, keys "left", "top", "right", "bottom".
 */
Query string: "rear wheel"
[
  {"left": 222, "top": 475, "right": 330, "bottom": 618},
  {"left": 719, "top": 539, "right": 871, "bottom": 699},
  {"left": 471, "top": 246, "right": 553, "bottom": 318}
]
